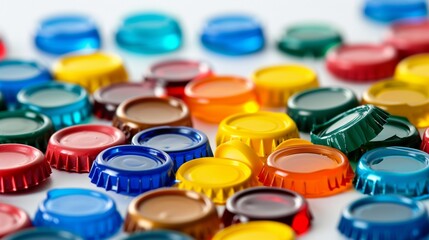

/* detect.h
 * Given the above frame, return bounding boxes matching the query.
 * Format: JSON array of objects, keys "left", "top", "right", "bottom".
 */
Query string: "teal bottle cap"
[{"left": 4, "top": 228, "right": 83, "bottom": 240}]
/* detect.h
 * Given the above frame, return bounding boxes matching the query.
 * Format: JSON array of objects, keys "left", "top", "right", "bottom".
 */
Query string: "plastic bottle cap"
[
  {"left": 0, "top": 110, "right": 53, "bottom": 151},
  {"left": 0, "top": 60, "right": 51, "bottom": 109},
  {"left": 201, "top": 14, "right": 265, "bottom": 55},
  {"left": 355, "top": 147, "right": 429, "bottom": 199},
  {"left": 0, "top": 144, "right": 51, "bottom": 193},
  {"left": 362, "top": 79, "right": 429, "bottom": 128},
  {"left": 338, "top": 195, "right": 429, "bottom": 239},
  {"left": 34, "top": 15, "right": 101, "bottom": 55},
  {"left": 123, "top": 230, "right": 194, "bottom": 240},
  {"left": 386, "top": 20, "right": 429, "bottom": 58},
  {"left": 34, "top": 188, "right": 122, "bottom": 239},
  {"left": 185, "top": 75, "right": 259, "bottom": 123},
  {"left": 113, "top": 96, "right": 192, "bottom": 141},
  {"left": 93, "top": 82, "right": 159, "bottom": 120},
  {"left": 116, "top": 12, "right": 182, "bottom": 54},
  {"left": 363, "top": 0, "right": 428, "bottom": 23},
  {"left": 0, "top": 37, "right": 6, "bottom": 60},
  {"left": 145, "top": 59, "right": 213, "bottom": 98},
  {"left": 395, "top": 53, "right": 429, "bottom": 85},
  {"left": 216, "top": 112, "right": 299, "bottom": 158},
  {"left": 4, "top": 228, "right": 83, "bottom": 240},
  {"left": 287, "top": 87, "right": 359, "bottom": 132},
  {"left": 45, "top": 124, "right": 125, "bottom": 172},
  {"left": 277, "top": 23, "right": 342, "bottom": 58},
  {"left": 0, "top": 203, "right": 31, "bottom": 238},
  {"left": 212, "top": 221, "right": 295, "bottom": 240},
  {"left": 311, "top": 105, "right": 390, "bottom": 154},
  {"left": 132, "top": 126, "right": 213, "bottom": 172},
  {"left": 420, "top": 128, "right": 429, "bottom": 154},
  {"left": 53, "top": 52, "right": 128, "bottom": 93},
  {"left": 275, "top": 138, "right": 313, "bottom": 151},
  {"left": 89, "top": 145, "right": 174, "bottom": 195},
  {"left": 17, "top": 82, "right": 92, "bottom": 130},
  {"left": 124, "top": 188, "right": 220, "bottom": 240},
  {"left": 176, "top": 157, "right": 257, "bottom": 204},
  {"left": 0, "top": 92, "right": 4, "bottom": 111},
  {"left": 259, "top": 145, "right": 354, "bottom": 197},
  {"left": 252, "top": 65, "right": 318, "bottom": 107},
  {"left": 223, "top": 187, "right": 312, "bottom": 234}
]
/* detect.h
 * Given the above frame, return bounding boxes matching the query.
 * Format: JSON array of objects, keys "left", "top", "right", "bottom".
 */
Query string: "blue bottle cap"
[
  {"left": 123, "top": 230, "right": 195, "bottom": 240},
  {"left": 200, "top": 14, "right": 265, "bottom": 55},
  {"left": 0, "top": 60, "right": 51, "bottom": 109},
  {"left": 17, "top": 82, "right": 92, "bottom": 130},
  {"left": 4, "top": 228, "right": 83, "bottom": 240},
  {"left": 89, "top": 145, "right": 175, "bottom": 195},
  {"left": 115, "top": 12, "right": 182, "bottom": 54},
  {"left": 363, "top": 0, "right": 427, "bottom": 23},
  {"left": 34, "top": 188, "right": 122, "bottom": 239},
  {"left": 34, "top": 14, "right": 101, "bottom": 55},
  {"left": 132, "top": 126, "right": 213, "bottom": 172},
  {"left": 338, "top": 195, "right": 429, "bottom": 239},
  {"left": 354, "top": 146, "right": 429, "bottom": 199}
]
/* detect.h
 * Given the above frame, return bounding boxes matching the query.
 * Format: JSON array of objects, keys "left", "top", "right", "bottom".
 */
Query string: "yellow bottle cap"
[
  {"left": 275, "top": 138, "right": 313, "bottom": 151},
  {"left": 216, "top": 112, "right": 299, "bottom": 158},
  {"left": 53, "top": 52, "right": 128, "bottom": 93},
  {"left": 215, "top": 140, "right": 263, "bottom": 175},
  {"left": 252, "top": 65, "right": 318, "bottom": 107},
  {"left": 362, "top": 79, "right": 429, "bottom": 128},
  {"left": 212, "top": 221, "right": 295, "bottom": 240},
  {"left": 395, "top": 54, "right": 429, "bottom": 85}
]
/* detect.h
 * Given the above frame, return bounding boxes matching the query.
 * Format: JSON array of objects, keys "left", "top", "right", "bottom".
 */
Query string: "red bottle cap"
[
  {"left": 420, "top": 128, "right": 429, "bottom": 154},
  {"left": 0, "top": 203, "right": 32, "bottom": 238},
  {"left": 0, "top": 144, "right": 51, "bottom": 193},
  {"left": 386, "top": 20, "right": 429, "bottom": 58},
  {"left": 326, "top": 44, "right": 399, "bottom": 81},
  {"left": 45, "top": 124, "right": 126, "bottom": 172},
  {"left": 0, "top": 37, "right": 5, "bottom": 60},
  {"left": 93, "top": 82, "right": 160, "bottom": 120},
  {"left": 145, "top": 59, "right": 213, "bottom": 98}
]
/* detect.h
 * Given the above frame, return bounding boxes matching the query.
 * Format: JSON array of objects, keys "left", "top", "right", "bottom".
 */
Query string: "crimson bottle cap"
[{"left": 0, "top": 203, "right": 32, "bottom": 238}]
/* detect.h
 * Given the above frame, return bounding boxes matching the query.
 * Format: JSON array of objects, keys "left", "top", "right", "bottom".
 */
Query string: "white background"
[{"left": 0, "top": 0, "right": 423, "bottom": 239}]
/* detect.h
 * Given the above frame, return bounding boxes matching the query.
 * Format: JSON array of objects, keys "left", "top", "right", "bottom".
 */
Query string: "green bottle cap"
[
  {"left": 277, "top": 23, "right": 342, "bottom": 58},
  {"left": 0, "top": 110, "right": 54, "bottom": 151},
  {"left": 0, "top": 92, "right": 5, "bottom": 111},
  {"left": 310, "top": 105, "right": 390, "bottom": 154},
  {"left": 287, "top": 87, "right": 359, "bottom": 132}
]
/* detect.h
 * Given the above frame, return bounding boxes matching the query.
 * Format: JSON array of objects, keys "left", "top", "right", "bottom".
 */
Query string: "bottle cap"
[
  {"left": 200, "top": 14, "right": 265, "bottom": 55},
  {"left": 34, "top": 14, "right": 101, "bottom": 55},
  {"left": 113, "top": 96, "right": 192, "bottom": 141},
  {"left": 277, "top": 23, "right": 342, "bottom": 58},
  {"left": 93, "top": 82, "right": 159, "bottom": 120},
  {"left": 275, "top": 138, "right": 313, "bottom": 151},
  {"left": 0, "top": 92, "right": 4, "bottom": 110},
  {"left": 363, "top": 0, "right": 427, "bottom": 23},
  {"left": 124, "top": 188, "right": 220, "bottom": 240},
  {"left": 184, "top": 75, "right": 259, "bottom": 123},
  {"left": 251, "top": 65, "right": 318, "bottom": 107},
  {"left": 386, "top": 20, "right": 429, "bottom": 58},
  {"left": 145, "top": 59, "right": 213, "bottom": 98},
  {"left": 123, "top": 230, "right": 194, "bottom": 240},
  {"left": 287, "top": 87, "right": 359, "bottom": 132},
  {"left": 0, "top": 60, "right": 51, "bottom": 109},
  {"left": 338, "top": 195, "right": 429, "bottom": 239},
  {"left": 259, "top": 145, "right": 354, "bottom": 197},
  {"left": 34, "top": 188, "right": 122, "bottom": 239},
  {"left": 310, "top": 105, "right": 390, "bottom": 154},
  {"left": 215, "top": 140, "right": 262, "bottom": 176},
  {"left": 0, "top": 203, "right": 32, "bottom": 238},
  {"left": 213, "top": 221, "right": 295, "bottom": 240},
  {"left": 420, "top": 127, "right": 429, "bottom": 153},
  {"left": 0, "top": 110, "right": 54, "bottom": 151},
  {"left": 17, "top": 82, "right": 92, "bottom": 130},
  {"left": 116, "top": 12, "right": 182, "bottom": 54},
  {"left": 0, "top": 37, "right": 6, "bottom": 60},
  {"left": 216, "top": 112, "right": 299, "bottom": 158},
  {"left": 355, "top": 147, "right": 429, "bottom": 199},
  {"left": 222, "top": 187, "right": 312, "bottom": 234},
  {"left": 362, "top": 79, "right": 429, "bottom": 128},
  {"left": 45, "top": 124, "right": 126, "bottom": 172},
  {"left": 0, "top": 144, "right": 51, "bottom": 193},
  {"left": 326, "top": 44, "right": 399, "bottom": 81},
  {"left": 395, "top": 53, "right": 429, "bottom": 85},
  {"left": 4, "top": 228, "right": 83, "bottom": 240},
  {"left": 132, "top": 126, "right": 213, "bottom": 172},
  {"left": 52, "top": 52, "right": 128, "bottom": 93},
  {"left": 89, "top": 145, "right": 175, "bottom": 195}
]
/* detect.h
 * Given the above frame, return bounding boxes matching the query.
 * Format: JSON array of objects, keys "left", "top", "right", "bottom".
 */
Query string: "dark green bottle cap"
[
  {"left": 287, "top": 87, "right": 359, "bottom": 133},
  {"left": 0, "top": 110, "right": 54, "bottom": 151},
  {"left": 277, "top": 23, "right": 342, "bottom": 58},
  {"left": 0, "top": 92, "right": 5, "bottom": 111},
  {"left": 310, "top": 104, "right": 390, "bottom": 154}
]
